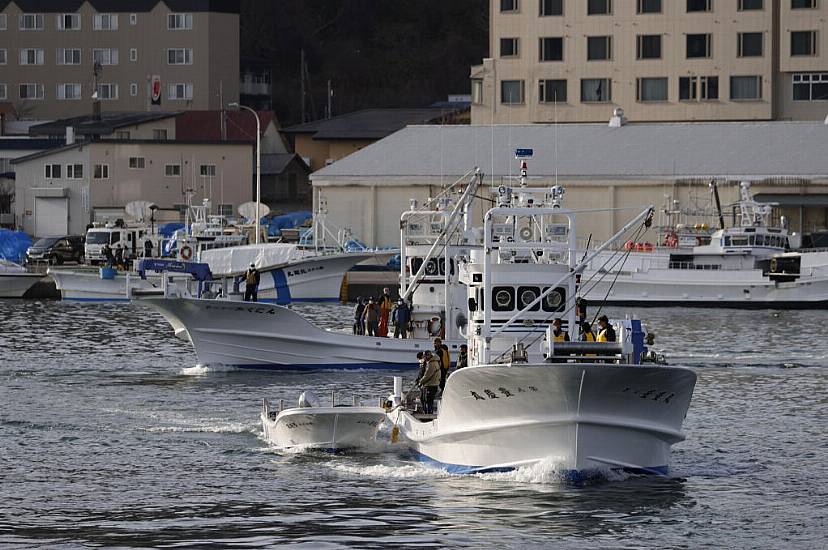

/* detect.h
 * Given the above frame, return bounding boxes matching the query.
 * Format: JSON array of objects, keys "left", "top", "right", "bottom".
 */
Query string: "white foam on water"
[
  {"left": 328, "top": 462, "right": 455, "bottom": 480},
  {"left": 179, "top": 364, "right": 239, "bottom": 375},
  {"left": 141, "top": 421, "right": 258, "bottom": 434}
]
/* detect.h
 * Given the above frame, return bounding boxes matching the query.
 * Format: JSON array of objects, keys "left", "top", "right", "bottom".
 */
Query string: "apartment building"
[
  {"left": 0, "top": 0, "right": 239, "bottom": 120},
  {"left": 471, "top": 0, "right": 828, "bottom": 123}
]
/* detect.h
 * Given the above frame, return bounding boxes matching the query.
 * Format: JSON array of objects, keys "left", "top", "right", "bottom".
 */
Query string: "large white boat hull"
[
  {"left": 391, "top": 363, "right": 696, "bottom": 476},
  {"left": 0, "top": 273, "right": 43, "bottom": 298},
  {"left": 141, "top": 297, "right": 460, "bottom": 369},
  {"left": 261, "top": 406, "right": 387, "bottom": 451},
  {"left": 49, "top": 253, "right": 377, "bottom": 303}
]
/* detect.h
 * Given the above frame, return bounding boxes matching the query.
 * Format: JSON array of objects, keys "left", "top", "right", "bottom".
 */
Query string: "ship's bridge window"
[
  {"left": 731, "top": 236, "right": 748, "bottom": 246},
  {"left": 541, "top": 286, "right": 566, "bottom": 312},
  {"left": 749, "top": 235, "right": 755, "bottom": 246},
  {"left": 492, "top": 286, "right": 515, "bottom": 311},
  {"left": 724, "top": 236, "right": 731, "bottom": 246},
  {"left": 756, "top": 234, "right": 764, "bottom": 246}
]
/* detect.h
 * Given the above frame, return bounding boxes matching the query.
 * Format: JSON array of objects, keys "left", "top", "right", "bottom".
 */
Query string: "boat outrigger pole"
[{"left": 710, "top": 180, "right": 726, "bottom": 231}]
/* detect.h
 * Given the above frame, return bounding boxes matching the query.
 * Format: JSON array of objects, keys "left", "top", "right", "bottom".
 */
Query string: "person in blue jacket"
[{"left": 393, "top": 299, "right": 411, "bottom": 339}]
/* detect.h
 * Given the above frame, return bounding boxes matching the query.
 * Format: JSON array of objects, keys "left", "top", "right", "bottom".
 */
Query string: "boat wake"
[
  {"left": 140, "top": 421, "right": 258, "bottom": 434},
  {"left": 179, "top": 364, "right": 239, "bottom": 375},
  {"left": 476, "top": 457, "right": 628, "bottom": 485}
]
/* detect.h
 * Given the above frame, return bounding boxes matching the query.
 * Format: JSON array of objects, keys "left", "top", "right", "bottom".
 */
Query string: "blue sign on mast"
[{"left": 514, "top": 148, "right": 534, "bottom": 159}]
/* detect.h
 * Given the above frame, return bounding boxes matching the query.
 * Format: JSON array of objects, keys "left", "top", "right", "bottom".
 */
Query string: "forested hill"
[{"left": 240, "top": 0, "right": 488, "bottom": 125}]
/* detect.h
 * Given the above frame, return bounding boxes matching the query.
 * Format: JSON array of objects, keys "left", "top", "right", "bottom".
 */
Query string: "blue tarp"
[
  {"left": 263, "top": 211, "right": 312, "bottom": 237},
  {"left": 0, "top": 229, "right": 33, "bottom": 263}
]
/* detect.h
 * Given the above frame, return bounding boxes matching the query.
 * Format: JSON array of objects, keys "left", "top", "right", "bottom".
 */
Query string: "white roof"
[{"left": 312, "top": 121, "right": 828, "bottom": 181}]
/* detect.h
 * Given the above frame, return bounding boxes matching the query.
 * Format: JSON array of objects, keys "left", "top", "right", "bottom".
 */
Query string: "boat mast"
[{"left": 709, "top": 180, "right": 726, "bottom": 230}]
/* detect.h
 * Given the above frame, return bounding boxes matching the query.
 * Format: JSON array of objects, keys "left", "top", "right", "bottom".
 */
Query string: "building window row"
[
  {"left": 12, "top": 81, "right": 194, "bottom": 101},
  {"left": 499, "top": 75, "right": 763, "bottom": 104},
  {"left": 1, "top": 47, "right": 205, "bottom": 65},
  {"left": 500, "top": 0, "right": 827, "bottom": 15},
  {"left": 793, "top": 72, "right": 828, "bottom": 100},
  {"left": 6, "top": 12, "right": 190, "bottom": 31}
]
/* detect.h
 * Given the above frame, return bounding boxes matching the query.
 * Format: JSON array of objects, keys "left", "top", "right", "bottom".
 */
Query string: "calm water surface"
[{"left": 1, "top": 301, "right": 826, "bottom": 548}]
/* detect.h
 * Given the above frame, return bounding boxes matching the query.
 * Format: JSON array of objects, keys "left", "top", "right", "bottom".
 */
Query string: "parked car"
[{"left": 26, "top": 235, "right": 85, "bottom": 265}]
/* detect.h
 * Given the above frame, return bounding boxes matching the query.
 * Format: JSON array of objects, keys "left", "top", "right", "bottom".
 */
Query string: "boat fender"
[{"left": 180, "top": 245, "right": 193, "bottom": 261}]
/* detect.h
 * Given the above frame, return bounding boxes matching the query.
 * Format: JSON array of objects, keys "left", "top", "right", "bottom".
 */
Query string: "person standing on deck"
[
  {"left": 377, "top": 287, "right": 393, "bottom": 337},
  {"left": 243, "top": 263, "right": 261, "bottom": 302},
  {"left": 455, "top": 344, "right": 468, "bottom": 369},
  {"left": 393, "top": 299, "right": 410, "bottom": 338},
  {"left": 353, "top": 297, "right": 366, "bottom": 335},
  {"left": 552, "top": 318, "right": 570, "bottom": 342},
  {"left": 417, "top": 350, "right": 441, "bottom": 414},
  {"left": 365, "top": 298, "right": 379, "bottom": 336},
  {"left": 596, "top": 315, "right": 617, "bottom": 342},
  {"left": 580, "top": 322, "right": 597, "bottom": 342},
  {"left": 433, "top": 338, "right": 451, "bottom": 392}
]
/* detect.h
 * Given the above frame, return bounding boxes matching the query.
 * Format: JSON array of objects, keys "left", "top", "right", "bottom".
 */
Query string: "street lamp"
[{"left": 228, "top": 102, "right": 261, "bottom": 244}]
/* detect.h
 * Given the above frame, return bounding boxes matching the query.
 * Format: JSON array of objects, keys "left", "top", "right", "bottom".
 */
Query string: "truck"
[{"left": 84, "top": 224, "right": 161, "bottom": 265}]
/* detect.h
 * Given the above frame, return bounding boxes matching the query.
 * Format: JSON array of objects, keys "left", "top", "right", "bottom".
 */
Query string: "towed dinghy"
[{"left": 261, "top": 392, "right": 387, "bottom": 452}]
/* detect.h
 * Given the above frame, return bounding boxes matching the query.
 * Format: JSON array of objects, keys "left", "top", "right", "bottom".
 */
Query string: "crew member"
[
  {"left": 580, "top": 321, "right": 597, "bottom": 342},
  {"left": 596, "top": 315, "right": 617, "bottom": 342},
  {"left": 102, "top": 243, "right": 113, "bottom": 267},
  {"left": 455, "top": 344, "right": 468, "bottom": 369},
  {"left": 365, "top": 298, "right": 379, "bottom": 336},
  {"left": 433, "top": 338, "right": 450, "bottom": 391},
  {"left": 552, "top": 318, "right": 570, "bottom": 341},
  {"left": 353, "top": 297, "right": 366, "bottom": 335},
  {"left": 243, "top": 263, "right": 261, "bottom": 302},
  {"left": 114, "top": 244, "right": 124, "bottom": 269},
  {"left": 377, "top": 287, "right": 393, "bottom": 337},
  {"left": 393, "top": 299, "right": 410, "bottom": 339},
  {"left": 417, "top": 350, "right": 441, "bottom": 414}
]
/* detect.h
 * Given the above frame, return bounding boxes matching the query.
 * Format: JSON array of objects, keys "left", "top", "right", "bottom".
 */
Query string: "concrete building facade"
[
  {"left": 13, "top": 139, "right": 252, "bottom": 237},
  {"left": 472, "top": 0, "right": 828, "bottom": 124},
  {"left": 311, "top": 122, "right": 828, "bottom": 248},
  {"left": 0, "top": 0, "right": 239, "bottom": 120}
]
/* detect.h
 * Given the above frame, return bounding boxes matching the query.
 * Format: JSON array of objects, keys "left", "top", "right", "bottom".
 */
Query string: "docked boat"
[
  {"left": 387, "top": 175, "right": 696, "bottom": 477},
  {"left": 0, "top": 259, "right": 43, "bottom": 298},
  {"left": 261, "top": 392, "right": 386, "bottom": 451},
  {"left": 580, "top": 182, "right": 828, "bottom": 307},
  {"left": 139, "top": 168, "right": 486, "bottom": 369}
]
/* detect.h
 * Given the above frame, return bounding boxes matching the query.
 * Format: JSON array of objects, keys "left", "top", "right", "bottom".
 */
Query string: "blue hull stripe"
[
  {"left": 271, "top": 268, "right": 291, "bottom": 305},
  {"left": 234, "top": 361, "right": 418, "bottom": 371},
  {"left": 411, "top": 450, "right": 668, "bottom": 479}
]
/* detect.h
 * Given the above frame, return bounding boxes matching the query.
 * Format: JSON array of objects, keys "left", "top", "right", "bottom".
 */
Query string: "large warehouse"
[{"left": 310, "top": 120, "right": 828, "bottom": 247}]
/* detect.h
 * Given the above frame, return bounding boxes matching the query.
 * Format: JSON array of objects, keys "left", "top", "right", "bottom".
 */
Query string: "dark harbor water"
[{"left": 1, "top": 300, "right": 826, "bottom": 548}]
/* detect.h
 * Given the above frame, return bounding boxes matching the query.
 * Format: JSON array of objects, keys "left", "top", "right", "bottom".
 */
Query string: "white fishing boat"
[
  {"left": 387, "top": 162, "right": 696, "bottom": 477},
  {"left": 579, "top": 182, "right": 828, "bottom": 308},
  {"left": 139, "top": 169, "right": 486, "bottom": 369},
  {"left": 261, "top": 392, "right": 386, "bottom": 451},
  {"left": 0, "top": 259, "right": 43, "bottom": 298}
]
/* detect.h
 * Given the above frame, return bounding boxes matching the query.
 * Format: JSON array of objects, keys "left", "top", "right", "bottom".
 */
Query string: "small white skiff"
[{"left": 261, "top": 393, "right": 387, "bottom": 451}]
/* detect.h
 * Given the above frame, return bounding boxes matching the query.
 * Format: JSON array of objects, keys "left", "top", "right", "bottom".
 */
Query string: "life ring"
[{"left": 180, "top": 245, "right": 193, "bottom": 261}]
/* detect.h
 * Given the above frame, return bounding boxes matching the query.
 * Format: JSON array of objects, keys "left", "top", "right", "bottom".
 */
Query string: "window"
[
  {"left": 679, "top": 76, "right": 719, "bottom": 100},
  {"left": 587, "top": 36, "right": 612, "bottom": 60},
  {"left": 130, "top": 48, "right": 137, "bottom": 62},
  {"left": 168, "top": 83, "right": 193, "bottom": 100},
  {"left": 500, "top": 38, "right": 519, "bottom": 57},
  {"left": 793, "top": 73, "right": 828, "bottom": 101},
  {"left": 93, "top": 14, "right": 118, "bottom": 30},
  {"left": 19, "top": 14, "right": 43, "bottom": 30},
  {"left": 167, "top": 48, "right": 193, "bottom": 65},
  {"left": 500, "top": 0, "right": 519, "bottom": 12},
  {"left": 0, "top": 50, "right": 5, "bottom": 64},
  {"left": 19, "top": 84, "right": 44, "bottom": 100},
  {"left": 200, "top": 164, "right": 216, "bottom": 177},
  {"left": 501, "top": 80, "right": 525, "bottom": 104},
  {"left": 57, "top": 48, "right": 81, "bottom": 65},
  {"left": 130, "top": 83, "right": 138, "bottom": 96},
  {"left": 153, "top": 129, "right": 168, "bottom": 140},
  {"left": 540, "top": 0, "right": 563, "bottom": 16},
  {"left": 56, "top": 14, "right": 81, "bottom": 30},
  {"left": 581, "top": 78, "right": 611, "bottom": 102},
  {"left": 637, "top": 77, "right": 668, "bottom": 101},
  {"left": 539, "top": 37, "right": 563, "bottom": 61},
  {"left": 130, "top": 13, "right": 137, "bottom": 25},
  {"left": 471, "top": 79, "right": 483, "bottom": 104},
  {"left": 96, "top": 83, "right": 118, "bottom": 100},
  {"left": 637, "top": 35, "right": 661, "bottom": 59},
  {"left": 129, "top": 157, "right": 145, "bottom": 169},
  {"left": 168, "top": 13, "right": 193, "bottom": 29},
  {"left": 687, "top": 34, "right": 712, "bottom": 58},
  {"left": 588, "top": 0, "right": 611, "bottom": 14},
  {"left": 66, "top": 164, "right": 83, "bottom": 179},
  {"left": 792, "top": 0, "right": 816, "bottom": 8},
  {"left": 165, "top": 164, "right": 181, "bottom": 177},
  {"left": 0, "top": 84, "right": 6, "bottom": 100},
  {"left": 730, "top": 76, "right": 762, "bottom": 100},
  {"left": 57, "top": 83, "right": 81, "bottom": 100},
  {"left": 637, "top": 0, "right": 662, "bottom": 13},
  {"left": 19, "top": 49, "right": 44, "bottom": 65},
  {"left": 739, "top": 32, "right": 763, "bottom": 57},
  {"left": 539, "top": 79, "right": 567, "bottom": 102},
  {"left": 45, "top": 164, "right": 61, "bottom": 179},
  {"left": 93, "top": 164, "right": 109, "bottom": 179},
  {"left": 687, "top": 0, "right": 712, "bottom": 11},
  {"left": 115, "top": 131, "right": 130, "bottom": 140},
  {"left": 739, "top": 0, "right": 763, "bottom": 9},
  {"left": 92, "top": 48, "right": 119, "bottom": 65},
  {"left": 0, "top": 14, "right": 6, "bottom": 29},
  {"left": 791, "top": 31, "right": 817, "bottom": 56}
]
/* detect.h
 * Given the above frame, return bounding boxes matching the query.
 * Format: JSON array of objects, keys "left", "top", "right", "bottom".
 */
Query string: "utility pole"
[
  {"left": 300, "top": 49, "right": 306, "bottom": 123},
  {"left": 326, "top": 79, "right": 333, "bottom": 119}
]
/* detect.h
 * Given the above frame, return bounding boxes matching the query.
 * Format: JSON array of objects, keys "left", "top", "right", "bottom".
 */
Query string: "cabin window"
[
  {"left": 493, "top": 286, "right": 515, "bottom": 311},
  {"left": 517, "top": 286, "right": 541, "bottom": 311},
  {"left": 749, "top": 235, "right": 756, "bottom": 245},
  {"left": 732, "top": 237, "right": 748, "bottom": 246},
  {"left": 541, "top": 287, "right": 566, "bottom": 312},
  {"left": 724, "top": 236, "right": 731, "bottom": 246},
  {"left": 756, "top": 234, "right": 764, "bottom": 246}
]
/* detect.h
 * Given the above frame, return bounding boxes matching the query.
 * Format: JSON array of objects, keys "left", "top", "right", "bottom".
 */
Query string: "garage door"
[{"left": 35, "top": 197, "right": 69, "bottom": 237}]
